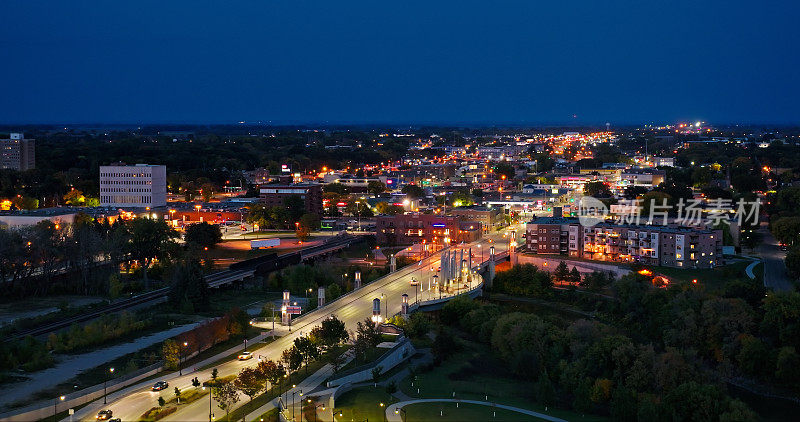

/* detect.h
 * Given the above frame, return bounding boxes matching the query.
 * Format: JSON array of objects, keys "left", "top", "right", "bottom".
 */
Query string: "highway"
[{"left": 75, "top": 231, "right": 512, "bottom": 422}]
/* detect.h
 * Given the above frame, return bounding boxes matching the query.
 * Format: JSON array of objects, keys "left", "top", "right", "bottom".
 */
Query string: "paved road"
[
  {"left": 758, "top": 225, "right": 794, "bottom": 291},
  {"left": 73, "top": 232, "right": 509, "bottom": 422}
]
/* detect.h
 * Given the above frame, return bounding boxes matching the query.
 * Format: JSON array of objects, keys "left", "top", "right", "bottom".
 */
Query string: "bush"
[{"left": 140, "top": 406, "right": 177, "bottom": 422}]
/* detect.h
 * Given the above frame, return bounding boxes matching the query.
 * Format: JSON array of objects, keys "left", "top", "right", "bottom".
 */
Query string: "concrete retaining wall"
[{"left": 326, "top": 339, "right": 415, "bottom": 387}]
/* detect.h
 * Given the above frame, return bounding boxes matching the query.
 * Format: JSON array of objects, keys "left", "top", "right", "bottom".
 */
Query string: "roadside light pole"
[
  {"left": 53, "top": 395, "right": 64, "bottom": 422},
  {"left": 179, "top": 341, "right": 188, "bottom": 375},
  {"left": 433, "top": 274, "right": 439, "bottom": 300},
  {"left": 103, "top": 367, "right": 114, "bottom": 404},
  {"left": 381, "top": 293, "right": 387, "bottom": 320}
]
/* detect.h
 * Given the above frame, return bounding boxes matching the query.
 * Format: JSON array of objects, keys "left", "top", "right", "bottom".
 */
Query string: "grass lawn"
[
  {"left": 399, "top": 337, "right": 608, "bottom": 422},
  {"left": 337, "top": 346, "right": 387, "bottom": 374},
  {"left": 332, "top": 386, "right": 397, "bottom": 422},
  {"left": 252, "top": 407, "right": 281, "bottom": 422},
  {"left": 654, "top": 260, "right": 750, "bottom": 292},
  {"left": 404, "top": 402, "right": 548, "bottom": 421}
]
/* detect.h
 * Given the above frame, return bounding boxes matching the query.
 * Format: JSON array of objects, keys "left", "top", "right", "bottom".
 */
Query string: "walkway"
[
  {"left": 385, "top": 399, "right": 567, "bottom": 422},
  {"left": 245, "top": 355, "right": 355, "bottom": 421},
  {"left": 0, "top": 322, "right": 199, "bottom": 409},
  {"left": 757, "top": 225, "right": 794, "bottom": 291}
]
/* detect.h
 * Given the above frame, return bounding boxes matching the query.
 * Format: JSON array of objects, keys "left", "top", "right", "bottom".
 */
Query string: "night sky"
[{"left": 1, "top": 1, "right": 798, "bottom": 125}]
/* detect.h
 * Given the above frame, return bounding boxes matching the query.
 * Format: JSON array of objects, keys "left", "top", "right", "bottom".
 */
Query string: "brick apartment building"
[
  {"left": 376, "top": 213, "right": 482, "bottom": 246},
  {"left": 524, "top": 211, "right": 723, "bottom": 269},
  {"left": 259, "top": 184, "right": 323, "bottom": 216}
]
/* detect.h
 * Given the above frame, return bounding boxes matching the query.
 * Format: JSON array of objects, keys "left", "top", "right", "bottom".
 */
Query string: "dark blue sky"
[{"left": 1, "top": 1, "right": 798, "bottom": 125}]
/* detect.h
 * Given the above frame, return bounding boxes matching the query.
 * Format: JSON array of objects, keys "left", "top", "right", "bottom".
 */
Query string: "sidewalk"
[
  {"left": 385, "top": 399, "right": 567, "bottom": 422},
  {"left": 245, "top": 354, "right": 354, "bottom": 421}
]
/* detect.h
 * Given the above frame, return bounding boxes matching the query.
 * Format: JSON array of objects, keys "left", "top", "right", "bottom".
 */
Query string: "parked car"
[
  {"left": 151, "top": 381, "right": 169, "bottom": 391},
  {"left": 238, "top": 351, "right": 253, "bottom": 360},
  {"left": 96, "top": 410, "right": 113, "bottom": 420},
  {"left": 109, "top": 419, "right": 122, "bottom": 422}
]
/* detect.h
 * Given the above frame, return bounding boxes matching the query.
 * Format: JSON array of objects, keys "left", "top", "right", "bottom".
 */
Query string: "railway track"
[{"left": 7, "top": 234, "right": 367, "bottom": 340}]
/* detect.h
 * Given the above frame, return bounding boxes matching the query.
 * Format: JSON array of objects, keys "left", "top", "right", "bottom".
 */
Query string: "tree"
[
  {"left": 371, "top": 365, "right": 383, "bottom": 385},
  {"left": 553, "top": 261, "right": 569, "bottom": 283},
  {"left": 162, "top": 339, "right": 180, "bottom": 370},
  {"left": 212, "top": 381, "right": 239, "bottom": 419},
  {"left": 432, "top": 329, "right": 457, "bottom": 364},
  {"left": 450, "top": 190, "right": 473, "bottom": 207},
  {"left": 174, "top": 387, "right": 182, "bottom": 403},
  {"left": 63, "top": 189, "right": 87, "bottom": 205},
  {"left": 192, "top": 377, "right": 201, "bottom": 388},
  {"left": 296, "top": 213, "right": 320, "bottom": 242},
  {"left": 367, "top": 180, "right": 387, "bottom": 195},
  {"left": 200, "top": 182, "right": 215, "bottom": 202},
  {"left": 775, "top": 346, "right": 800, "bottom": 387},
  {"left": 211, "top": 368, "right": 219, "bottom": 382},
  {"left": 318, "top": 315, "right": 349, "bottom": 349},
  {"left": 440, "top": 295, "right": 478, "bottom": 325},
  {"left": 184, "top": 222, "right": 222, "bottom": 249},
  {"left": 569, "top": 267, "right": 582, "bottom": 285},
  {"left": 401, "top": 184, "right": 425, "bottom": 199},
  {"left": 494, "top": 162, "right": 515, "bottom": 180},
  {"left": 127, "top": 218, "right": 178, "bottom": 288},
  {"left": 283, "top": 195, "right": 306, "bottom": 222},
  {"left": 168, "top": 258, "right": 210, "bottom": 312},
  {"left": 584, "top": 181, "right": 612, "bottom": 198},
  {"left": 233, "top": 367, "right": 265, "bottom": 402},
  {"left": 257, "top": 360, "right": 284, "bottom": 392},
  {"left": 157, "top": 396, "right": 165, "bottom": 407},
  {"left": 375, "top": 202, "right": 403, "bottom": 215}
]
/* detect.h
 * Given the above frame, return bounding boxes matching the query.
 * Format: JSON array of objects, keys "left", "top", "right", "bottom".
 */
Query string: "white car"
[{"left": 238, "top": 351, "right": 253, "bottom": 361}]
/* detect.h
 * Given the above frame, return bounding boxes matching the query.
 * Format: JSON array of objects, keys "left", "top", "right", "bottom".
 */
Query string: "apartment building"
[
  {"left": 1, "top": 133, "right": 35, "bottom": 171},
  {"left": 524, "top": 211, "right": 723, "bottom": 268},
  {"left": 99, "top": 164, "right": 167, "bottom": 208}
]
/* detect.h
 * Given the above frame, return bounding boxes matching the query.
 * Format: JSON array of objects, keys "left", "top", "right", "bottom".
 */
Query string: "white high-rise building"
[{"left": 99, "top": 164, "right": 167, "bottom": 208}]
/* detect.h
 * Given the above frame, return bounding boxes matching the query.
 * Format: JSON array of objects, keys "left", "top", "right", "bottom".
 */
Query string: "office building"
[
  {"left": 1, "top": 133, "right": 35, "bottom": 171},
  {"left": 376, "top": 213, "right": 482, "bottom": 245},
  {"left": 99, "top": 164, "right": 167, "bottom": 208},
  {"left": 259, "top": 183, "right": 323, "bottom": 216}
]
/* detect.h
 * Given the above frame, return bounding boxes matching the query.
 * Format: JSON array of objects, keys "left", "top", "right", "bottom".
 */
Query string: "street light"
[
  {"left": 103, "top": 367, "right": 115, "bottom": 404},
  {"left": 202, "top": 386, "right": 214, "bottom": 422},
  {"left": 381, "top": 293, "right": 387, "bottom": 319},
  {"left": 179, "top": 341, "right": 188, "bottom": 375},
  {"left": 432, "top": 274, "right": 439, "bottom": 300},
  {"left": 53, "top": 395, "right": 65, "bottom": 422}
]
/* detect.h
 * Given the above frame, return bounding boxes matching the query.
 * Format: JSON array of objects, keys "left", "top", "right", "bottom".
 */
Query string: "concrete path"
[
  {"left": 517, "top": 255, "right": 631, "bottom": 278},
  {"left": 385, "top": 399, "right": 567, "bottom": 422},
  {"left": 0, "top": 323, "right": 199, "bottom": 409},
  {"left": 756, "top": 225, "right": 793, "bottom": 291},
  {"left": 244, "top": 354, "right": 354, "bottom": 422}
]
